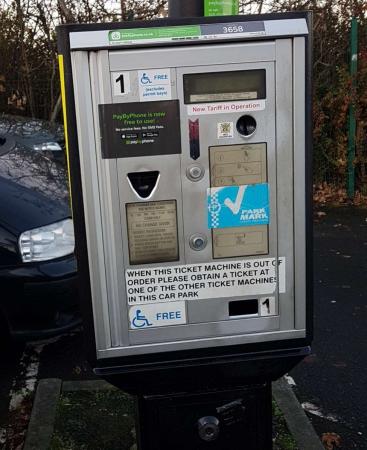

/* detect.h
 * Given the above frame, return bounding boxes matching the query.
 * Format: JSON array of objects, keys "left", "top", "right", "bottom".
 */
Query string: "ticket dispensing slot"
[{"left": 229, "top": 300, "right": 259, "bottom": 317}]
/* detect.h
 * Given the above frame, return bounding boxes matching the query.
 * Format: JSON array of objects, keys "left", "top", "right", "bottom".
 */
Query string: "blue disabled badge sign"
[{"left": 207, "top": 183, "right": 269, "bottom": 229}]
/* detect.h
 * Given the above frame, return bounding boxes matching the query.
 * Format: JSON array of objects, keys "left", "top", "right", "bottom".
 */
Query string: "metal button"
[
  {"left": 186, "top": 165, "right": 204, "bottom": 181},
  {"left": 189, "top": 234, "right": 207, "bottom": 251}
]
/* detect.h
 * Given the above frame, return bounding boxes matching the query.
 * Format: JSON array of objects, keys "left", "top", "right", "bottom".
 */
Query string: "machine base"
[{"left": 136, "top": 382, "right": 272, "bottom": 450}]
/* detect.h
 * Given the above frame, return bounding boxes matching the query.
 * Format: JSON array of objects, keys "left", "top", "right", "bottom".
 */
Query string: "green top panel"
[
  {"left": 204, "top": 0, "right": 239, "bottom": 16},
  {"left": 108, "top": 22, "right": 265, "bottom": 45},
  {"left": 109, "top": 26, "right": 201, "bottom": 43}
]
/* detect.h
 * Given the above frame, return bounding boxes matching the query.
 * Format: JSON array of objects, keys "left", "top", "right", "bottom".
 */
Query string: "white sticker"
[
  {"left": 260, "top": 296, "right": 277, "bottom": 316},
  {"left": 129, "top": 301, "right": 186, "bottom": 329},
  {"left": 187, "top": 100, "right": 265, "bottom": 116},
  {"left": 126, "top": 257, "right": 285, "bottom": 305},
  {"left": 111, "top": 72, "right": 130, "bottom": 96},
  {"left": 138, "top": 69, "right": 172, "bottom": 102},
  {"left": 217, "top": 121, "right": 234, "bottom": 138}
]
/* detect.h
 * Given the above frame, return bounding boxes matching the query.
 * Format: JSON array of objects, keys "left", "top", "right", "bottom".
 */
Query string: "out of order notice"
[{"left": 125, "top": 257, "right": 285, "bottom": 305}]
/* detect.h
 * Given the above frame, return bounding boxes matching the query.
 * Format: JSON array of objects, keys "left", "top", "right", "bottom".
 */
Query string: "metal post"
[
  {"left": 347, "top": 17, "right": 358, "bottom": 199},
  {"left": 168, "top": 0, "right": 203, "bottom": 18}
]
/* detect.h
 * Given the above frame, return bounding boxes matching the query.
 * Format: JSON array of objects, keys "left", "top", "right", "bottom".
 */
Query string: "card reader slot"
[
  {"left": 229, "top": 299, "right": 258, "bottom": 317},
  {"left": 189, "top": 119, "right": 200, "bottom": 160}
]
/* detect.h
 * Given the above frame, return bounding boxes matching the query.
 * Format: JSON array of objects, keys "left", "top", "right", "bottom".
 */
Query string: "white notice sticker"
[
  {"left": 126, "top": 257, "right": 285, "bottom": 305},
  {"left": 187, "top": 100, "right": 265, "bottom": 116},
  {"left": 138, "top": 69, "right": 172, "bottom": 102},
  {"left": 129, "top": 301, "right": 186, "bottom": 329}
]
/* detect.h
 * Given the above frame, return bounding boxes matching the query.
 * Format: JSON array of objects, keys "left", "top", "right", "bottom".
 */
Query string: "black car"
[{"left": 0, "top": 115, "right": 80, "bottom": 340}]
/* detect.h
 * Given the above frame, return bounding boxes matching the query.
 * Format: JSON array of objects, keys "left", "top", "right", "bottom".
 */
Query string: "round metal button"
[
  {"left": 186, "top": 165, "right": 204, "bottom": 181},
  {"left": 189, "top": 234, "right": 207, "bottom": 251}
]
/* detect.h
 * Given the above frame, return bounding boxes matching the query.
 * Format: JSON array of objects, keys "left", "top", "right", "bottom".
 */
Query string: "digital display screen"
[{"left": 183, "top": 70, "right": 266, "bottom": 104}]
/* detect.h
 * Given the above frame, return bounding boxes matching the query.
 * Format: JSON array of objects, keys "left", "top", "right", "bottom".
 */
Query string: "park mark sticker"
[{"left": 207, "top": 184, "right": 269, "bottom": 229}]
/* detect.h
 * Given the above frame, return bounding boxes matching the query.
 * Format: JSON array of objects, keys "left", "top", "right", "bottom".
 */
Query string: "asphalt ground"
[
  {"left": 1, "top": 205, "right": 366, "bottom": 449},
  {"left": 290, "top": 206, "right": 367, "bottom": 449}
]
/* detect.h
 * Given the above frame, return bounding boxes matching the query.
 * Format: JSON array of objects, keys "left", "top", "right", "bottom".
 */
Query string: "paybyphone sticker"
[{"left": 207, "top": 183, "right": 269, "bottom": 229}]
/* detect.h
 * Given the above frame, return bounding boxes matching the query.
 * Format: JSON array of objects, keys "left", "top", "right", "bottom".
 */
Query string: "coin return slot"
[
  {"left": 229, "top": 299, "right": 258, "bottom": 317},
  {"left": 127, "top": 171, "right": 160, "bottom": 198}
]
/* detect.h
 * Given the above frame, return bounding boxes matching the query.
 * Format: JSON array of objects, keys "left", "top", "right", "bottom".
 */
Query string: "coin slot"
[
  {"left": 229, "top": 299, "right": 258, "bottom": 317},
  {"left": 236, "top": 115, "right": 257, "bottom": 137},
  {"left": 127, "top": 171, "right": 160, "bottom": 199}
]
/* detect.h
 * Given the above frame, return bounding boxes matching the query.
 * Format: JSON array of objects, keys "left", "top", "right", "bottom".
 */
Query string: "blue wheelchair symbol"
[
  {"left": 140, "top": 73, "right": 152, "bottom": 85},
  {"left": 132, "top": 309, "right": 153, "bottom": 328}
]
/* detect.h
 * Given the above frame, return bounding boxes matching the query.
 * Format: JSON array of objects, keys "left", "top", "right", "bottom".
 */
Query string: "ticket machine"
[{"left": 57, "top": 11, "right": 312, "bottom": 394}]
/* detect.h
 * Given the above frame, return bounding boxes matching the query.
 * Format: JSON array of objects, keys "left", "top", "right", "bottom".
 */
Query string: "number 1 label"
[
  {"left": 112, "top": 72, "right": 130, "bottom": 97},
  {"left": 260, "top": 296, "right": 277, "bottom": 316}
]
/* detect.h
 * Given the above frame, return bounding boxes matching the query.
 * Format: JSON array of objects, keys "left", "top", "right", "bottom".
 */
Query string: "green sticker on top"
[
  {"left": 204, "top": 0, "right": 239, "bottom": 16},
  {"left": 109, "top": 26, "right": 201, "bottom": 43}
]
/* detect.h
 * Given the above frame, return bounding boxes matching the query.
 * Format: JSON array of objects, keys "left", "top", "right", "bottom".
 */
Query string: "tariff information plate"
[
  {"left": 126, "top": 257, "right": 285, "bottom": 304},
  {"left": 126, "top": 200, "right": 179, "bottom": 265}
]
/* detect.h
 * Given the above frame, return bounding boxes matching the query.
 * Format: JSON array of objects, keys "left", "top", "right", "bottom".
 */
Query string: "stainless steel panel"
[
  {"left": 293, "top": 37, "right": 307, "bottom": 329},
  {"left": 116, "top": 154, "right": 186, "bottom": 272},
  {"left": 188, "top": 296, "right": 261, "bottom": 323},
  {"left": 264, "top": 19, "right": 308, "bottom": 37},
  {"left": 97, "top": 329, "right": 306, "bottom": 358},
  {"left": 129, "top": 316, "right": 280, "bottom": 345},
  {"left": 274, "top": 39, "right": 295, "bottom": 331},
  {"left": 109, "top": 42, "right": 275, "bottom": 71},
  {"left": 87, "top": 51, "right": 130, "bottom": 348},
  {"left": 176, "top": 61, "right": 277, "bottom": 267},
  {"left": 71, "top": 51, "right": 111, "bottom": 351},
  {"left": 69, "top": 31, "right": 307, "bottom": 358}
]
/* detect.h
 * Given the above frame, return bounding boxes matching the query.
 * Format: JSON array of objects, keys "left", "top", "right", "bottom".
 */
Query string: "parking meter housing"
[{"left": 57, "top": 11, "right": 313, "bottom": 394}]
